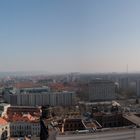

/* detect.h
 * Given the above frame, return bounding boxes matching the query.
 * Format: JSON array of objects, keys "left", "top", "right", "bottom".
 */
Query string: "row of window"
[
  {"left": 1, "top": 126, "right": 8, "bottom": 131},
  {"left": 10, "top": 125, "right": 40, "bottom": 130}
]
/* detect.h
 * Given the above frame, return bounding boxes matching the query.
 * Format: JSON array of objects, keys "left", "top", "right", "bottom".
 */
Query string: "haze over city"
[
  {"left": 0, "top": 0, "right": 140, "bottom": 73},
  {"left": 1, "top": 1, "right": 140, "bottom": 140}
]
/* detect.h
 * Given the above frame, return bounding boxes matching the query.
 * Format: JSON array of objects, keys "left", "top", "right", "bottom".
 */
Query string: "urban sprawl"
[{"left": 0, "top": 73, "right": 140, "bottom": 140}]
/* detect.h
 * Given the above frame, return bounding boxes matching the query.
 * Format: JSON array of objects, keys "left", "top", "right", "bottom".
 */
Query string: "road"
[{"left": 57, "top": 128, "right": 140, "bottom": 140}]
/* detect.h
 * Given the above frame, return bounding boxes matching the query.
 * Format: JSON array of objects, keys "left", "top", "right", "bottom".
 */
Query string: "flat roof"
[
  {"left": 0, "top": 103, "right": 10, "bottom": 106},
  {"left": 123, "top": 114, "right": 140, "bottom": 126}
]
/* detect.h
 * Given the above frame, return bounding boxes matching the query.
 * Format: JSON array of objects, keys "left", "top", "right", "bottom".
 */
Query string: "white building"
[
  {"left": 17, "top": 87, "right": 50, "bottom": 94},
  {"left": 9, "top": 114, "right": 40, "bottom": 137},
  {"left": 88, "top": 80, "right": 116, "bottom": 101},
  {"left": 0, "top": 118, "right": 10, "bottom": 139},
  {"left": 9, "top": 91, "right": 75, "bottom": 106},
  {"left": 10, "top": 121, "right": 40, "bottom": 137},
  {"left": 0, "top": 103, "right": 10, "bottom": 117}
]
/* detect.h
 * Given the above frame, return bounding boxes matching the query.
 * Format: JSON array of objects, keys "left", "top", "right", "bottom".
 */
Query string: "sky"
[{"left": 0, "top": 0, "right": 140, "bottom": 73}]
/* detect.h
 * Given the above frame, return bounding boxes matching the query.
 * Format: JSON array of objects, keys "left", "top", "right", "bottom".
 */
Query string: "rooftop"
[
  {"left": 4, "top": 113, "right": 40, "bottom": 123},
  {"left": 0, "top": 103, "right": 10, "bottom": 107},
  {"left": 0, "top": 117, "right": 8, "bottom": 126},
  {"left": 123, "top": 113, "right": 140, "bottom": 126}
]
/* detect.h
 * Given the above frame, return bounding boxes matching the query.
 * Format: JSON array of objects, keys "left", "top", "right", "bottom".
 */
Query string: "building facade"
[
  {"left": 63, "top": 119, "right": 86, "bottom": 132},
  {"left": 119, "top": 77, "right": 129, "bottom": 91},
  {"left": 10, "top": 121, "right": 40, "bottom": 137},
  {"left": 136, "top": 79, "right": 140, "bottom": 97},
  {"left": 0, "top": 118, "right": 10, "bottom": 140},
  {"left": 8, "top": 91, "right": 75, "bottom": 106},
  {"left": 0, "top": 103, "right": 10, "bottom": 117},
  {"left": 88, "top": 80, "right": 116, "bottom": 101}
]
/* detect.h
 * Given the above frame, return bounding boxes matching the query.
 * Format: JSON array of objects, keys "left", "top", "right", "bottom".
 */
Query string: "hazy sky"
[{"left": 0, "top": 0, "right": 140, "bottom": 73}]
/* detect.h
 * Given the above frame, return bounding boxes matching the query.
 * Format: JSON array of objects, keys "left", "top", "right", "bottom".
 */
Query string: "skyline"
[{"left": 0, "top": 0, "right": 140, "bottom": 73}]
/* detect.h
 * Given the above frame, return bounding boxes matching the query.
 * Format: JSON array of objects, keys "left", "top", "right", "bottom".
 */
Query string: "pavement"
[{"left": 57, "top": 128, "right": 140, "bottom": 140}]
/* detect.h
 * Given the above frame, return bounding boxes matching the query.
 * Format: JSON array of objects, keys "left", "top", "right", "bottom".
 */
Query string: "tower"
[{"left": 136, "top": 80, "right": 140, "bottom": 97}]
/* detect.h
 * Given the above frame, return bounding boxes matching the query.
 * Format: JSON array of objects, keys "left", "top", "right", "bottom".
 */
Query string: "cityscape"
[
  {"left": 0, "top": 73, "right": 140, "bottom": 139},
  {"left": 0, "top": 0, "right": 140, "bottom": 140}
]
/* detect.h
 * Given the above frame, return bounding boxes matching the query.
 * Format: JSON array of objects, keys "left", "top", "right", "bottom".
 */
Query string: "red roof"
[
  {"left": 0, "top": 118, "right": 8, "bottom": 125},
  {"left": 5, "top": 113, "right": 39, "bottom": 123},
  {"left": 15, "top": 82, "right": 41, "bottom": 89}
]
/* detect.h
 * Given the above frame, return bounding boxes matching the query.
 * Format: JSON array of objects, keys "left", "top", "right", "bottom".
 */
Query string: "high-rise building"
[
  {"left": 119, "top": 77, "right": 129, "bottom": 91},
  {"left": 136, "top": 79, "right": 140, "bottom": 97},
  {"left": 88, "top": 80, "right": 116, "bottom": 101},
  {"left": 8, "top": 91, "right": 75, "bottom": 106}
]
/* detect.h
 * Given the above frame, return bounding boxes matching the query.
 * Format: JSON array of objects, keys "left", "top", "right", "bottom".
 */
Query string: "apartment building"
[
  {"left": 88, "top": 80, "right": 116, "bottom": 101},
  {"left": 8, "top": 91, "right": 75, "bottom": 106}
]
